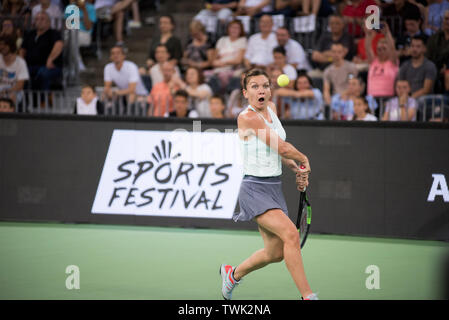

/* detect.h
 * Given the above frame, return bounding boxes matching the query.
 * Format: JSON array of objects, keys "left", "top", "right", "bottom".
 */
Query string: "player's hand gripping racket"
[{"left": 296, "top": 165, "right": 312, "bottom": 249}]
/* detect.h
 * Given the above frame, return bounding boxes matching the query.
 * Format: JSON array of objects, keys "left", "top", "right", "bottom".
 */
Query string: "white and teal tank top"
[{"left": 240, "top": 105, "right": 286, "bottom": 177}]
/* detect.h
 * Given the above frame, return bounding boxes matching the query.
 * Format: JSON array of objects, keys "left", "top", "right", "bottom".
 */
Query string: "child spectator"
[
  {"left": 209, "top": 95, "right": 226, "bottom": 118},
  {"left": 169, "top": 89, "right": 199, "bottom": 118},
  {"left": 73, "top": 84, "right": 104, "bottom": 115},
  {"left": 351, "top": 96, "right": 377, "bottom": 121}
]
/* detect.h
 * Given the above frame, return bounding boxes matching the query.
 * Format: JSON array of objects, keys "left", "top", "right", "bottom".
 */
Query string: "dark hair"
[
  {"left": 160, "top": 14, "right": 175, "bottom": 27},
  {"left": 0, "top": 35, "right": 16, "bottom": 53},
  {"left": 242, "top": 68, "right": 270, "bottom": 90},
  {"left": 155, "top": 44, "right": 171, "bottom": 58},
  {"left": 273, "top": 46, "right": 286, "bottom": 56},
  {"left": 296, "top": 72, "right": 314, "bottom": 88},
  {"left": 210, "top": 95, "right": 225, "bottom": 104},
  {"left": 411, "top": 34, "right": 427, "bottom": 46},
  {"left": 174, "top": 89, "right": 189, "bottom": 99},
  {"left": 0, "top": 97, "right": 14, "bottom": 109},
  {"left": 352, "top": 96, "right": 371, "bottom": 121},
  {"left": 81, "top": 84, "right": 96, "bottom": 92}
]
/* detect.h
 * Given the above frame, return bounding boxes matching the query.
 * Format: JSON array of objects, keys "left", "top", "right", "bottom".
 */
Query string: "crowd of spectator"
[{"left": 1, "top": 0, "right": 449, "bottom": 122}]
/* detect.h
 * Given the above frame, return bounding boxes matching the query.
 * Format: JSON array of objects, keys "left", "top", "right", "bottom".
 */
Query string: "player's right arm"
[{"left": 238, "top": 110, "right": 311, "bottom": 173}]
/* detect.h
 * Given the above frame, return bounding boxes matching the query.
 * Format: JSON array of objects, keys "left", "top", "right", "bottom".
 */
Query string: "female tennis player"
[{"left": 220, "top": 69, "right": 318, "bottom": 300}]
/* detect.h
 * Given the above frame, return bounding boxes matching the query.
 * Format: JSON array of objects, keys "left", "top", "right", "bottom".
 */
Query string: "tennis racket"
[
  {"left": 296, "top": 165, "right": 312, "bottom": 248},
  {"left": 296, "top": 190, "right": 312, "bottom": 249}
]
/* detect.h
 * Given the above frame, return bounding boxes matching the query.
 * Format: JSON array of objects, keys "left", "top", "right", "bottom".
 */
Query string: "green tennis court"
[{"left": 0, "top": 221, "right": 446, "bottom": 300}]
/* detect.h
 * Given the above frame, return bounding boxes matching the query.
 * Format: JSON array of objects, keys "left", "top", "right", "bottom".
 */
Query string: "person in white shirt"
[
  {"left": 351, "top": 96, "right": 378, "bottom": 121},
  {"left": 103, "top": 45, "right": 148, "bottom": 105},
  {"left": 32, "top": 0, "right": 62, "bottom": 29},
  {"left": 74, "top": 84, "right": 104, "bottom": 115},
  {"left": 275, "top": 27, "right": 311, "bottom": 71},
  {"left": 244, "top": 14, "right": 277, "bottom": 69},
  {"left": 0, "top": 36, "right": 29, "bottom": 104}
]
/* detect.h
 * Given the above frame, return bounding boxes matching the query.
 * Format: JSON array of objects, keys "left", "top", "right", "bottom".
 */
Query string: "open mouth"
[{"left": 258, "top": 97, "right": 265, "bottom": 102}]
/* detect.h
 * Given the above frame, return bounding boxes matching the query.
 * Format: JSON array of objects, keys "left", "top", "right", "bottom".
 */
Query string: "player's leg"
[
  {"left": 255, "top": 208, "right": 313, "bottom": 298},
  {"left": 233, "top": 224, "right": 284, "bottom": 281}
]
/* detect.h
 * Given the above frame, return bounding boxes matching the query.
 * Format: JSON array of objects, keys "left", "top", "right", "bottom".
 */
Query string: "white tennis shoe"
[{"left": 219, "top": 264, "right": 241, "bottom": 300}]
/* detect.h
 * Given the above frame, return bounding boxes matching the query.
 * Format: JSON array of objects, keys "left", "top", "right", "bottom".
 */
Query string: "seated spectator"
[
  {"left": 331, "top": 75, "right": 377, "bottom": 120},
  {"left": 275, "top": 27, "right": 311, "bottom": 71},
  {"left": 424, "top": 0, "right": 449, "bottom": 35},
  {"left": 173, "top": 66, "right": 213, "bottom": 117},
  {"left": 311, "top": 14, "right": 356, "bottom": 71},
  {"left": 397, "top": 10, "right": 428, "bottom": 64},
  {"left": 244, "top": 14, "right": 277, "bottom": 69},
  {"left": 103, "top": 45, "right": 148, "bottom": 105},
  {"left": 426, "top": 9, "right": 449, "bottom": 91},
  {"left": 1, "top": 18, "right": 24, "bottom": 51},
  {"left": 169, "top": 89, "right": 199, "bottom": 118},
  {"left": 181, "top": 20, "right": 215, "bottom": 72},
  {"left": 147, "top": 15, "right": 183, "bottom": 70},
  {"left": 366, "top": 23, "right": 399, "bottom": 98},
  {"left": 207, "top": 19, "right": 247, "bottom": 94},
  {"left": 351, "top": 96, "right": 378, "bottom": 121},
  {"left": 382, "top": 0, "right": 422, "bottom": 38},
  {"left": 142, "top": 44, "right": 181, "bottom": 87},
  {"left": 275, "top": 72, "right": 324, "bottom": 120},
  {"left": 398, "top": 35, "right": 437, "bottom": 99},
  {"left": 235, "top": 0, "right": 272, "bottom": 17},
  {"left": 0, "top": 97, "right": 15, "bottom": 112},
  {"left": 209, "top": 95, "right": 226, "bottom": 118},
  {"left": 20, "top": 11, "right": 63, "bottom": 91},
  {"left": 95, "top": 0, "right": 139, "bottom": 46},
  {"left": 65, "top": 0, "right": 96, "bottom": 71},
  {"left": 382, "top": 79, "right": 417, "bottom": 121},
  {"left": 147, "top": 61, "right": 180, "bottom": 117},
  {"left": 32, "top": 0, "right": 62, "bottom": 29},
  {"left": 0, "top": 36, "right": 29, "bottom": 104},
  {"left": 73, "top": 84, "right": 104, "bottom": 115},
  {"left": 341, "top": 0, "right": 378, "bottom": 38},
  {"left": 323, "top": 43, "right": 359, "bottom": 106},
  {"left": 270, "top": 46, "right": 297, "bottom": 89},
  {"left": 194, "top": 1, "right": 238, "bottom": 25}
]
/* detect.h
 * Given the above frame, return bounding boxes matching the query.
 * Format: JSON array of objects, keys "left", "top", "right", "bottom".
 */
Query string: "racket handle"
[{"left": 298, "top": 165, "right": 308, "bottom": 192}]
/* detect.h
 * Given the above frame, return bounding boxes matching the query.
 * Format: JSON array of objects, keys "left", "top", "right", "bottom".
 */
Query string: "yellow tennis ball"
[{"left": 277, "top": 74, "right": 290, "bottom": 87}]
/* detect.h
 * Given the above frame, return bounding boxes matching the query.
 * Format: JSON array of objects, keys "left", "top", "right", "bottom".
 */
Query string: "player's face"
[{"left": 243, "top": 75, "right": 271, "bottom": 109}]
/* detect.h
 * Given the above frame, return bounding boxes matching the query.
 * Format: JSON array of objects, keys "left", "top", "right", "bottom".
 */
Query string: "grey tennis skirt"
[{"left": 233, "top": 175, "right": 289, "bottom": 222}]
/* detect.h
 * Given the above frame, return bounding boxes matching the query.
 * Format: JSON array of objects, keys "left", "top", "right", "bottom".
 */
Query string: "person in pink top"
[{"left": 366, "top": 22, "right": 399, "bottom": 98}]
